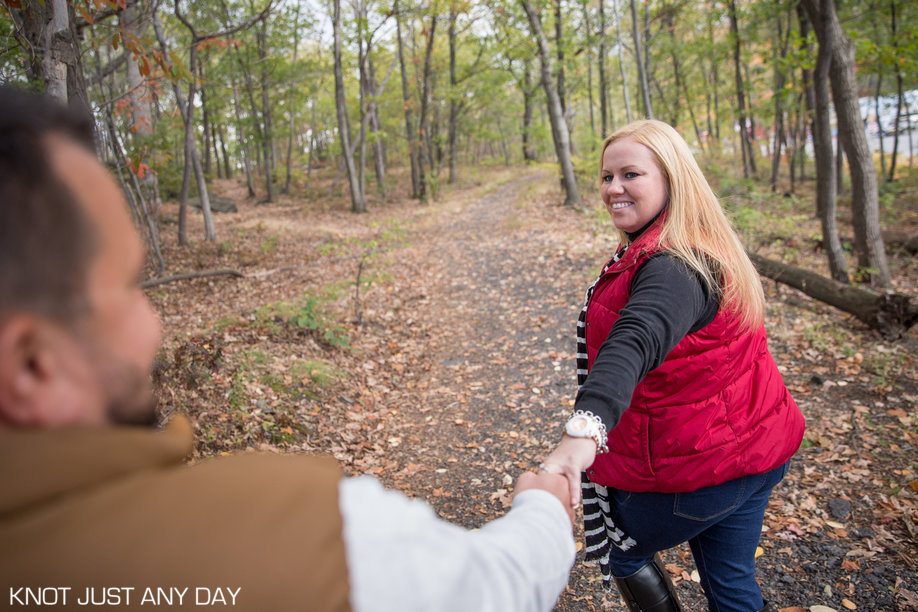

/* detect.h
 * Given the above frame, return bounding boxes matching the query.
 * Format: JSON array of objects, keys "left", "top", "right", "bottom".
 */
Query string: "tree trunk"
[
  {"left": 805, "top": 0, "right": 890, "bottom": 288},
  {"left": 874, "top": 74, "right": 886, "bottom": 178},
  {"left": 416, "top": 14, "right": 437, "bottom": 203},
  {"left": 120, "top": 2, "right": 160, "bottom": 220},
  {"left": 522, "top": 60, "right": 538, "bottom": 162},
  {"left": 582, "top": 0, "right": 596, "bottom": 142},
  {"left": 554, "top": 0, "right": 566, "bottom": 116},
  {"left": 184, "top": 43, "right": 216, "bottom": 240},
  {"left": 232, "top": 81, "right": 256, "bottom": 197},
  {"left": 257, "top": 26, "right": 275, "bottom": 203},
  {"left": 770, "top": 8, "right": 791, "bottom": 192},
  {"left": 749, "top": 253, "right": 917, "bottom": 339},
  {"left": 367, "top": 55, "right": 387, "bottom": 195},
  {"left": 612, "top": 0, "right": 632, "bottom": 123},
  {"left": 887, "top": 0, "right": 901, "bottom": 183},
  {"left": 13, "top": 0, "right": 90, "bottom": 109},
  {"left": 520, "top": 0, "right": 583, "bottom": 208},
  {"left": 200, "top": 63, "right": 214, "bottom": 178},
  {"left": 806, "top": 0, "right": 848, "bottom": 283},
  {"left": 152, "top": 7, "right": 214, "bottom": 244},
  {"left": 597, "top": 0, "right": 609, "bottom": 137},
  {"left": 708, "top": 14, "right": 721, "bottom": 142},
  {"left": 448, "top": 9, "right": 460, "bottom": 183},
  {"left": 728, "top": 0, "right": 755, "bottom": 178},
  {"left": 333, "top": 0, "right": 366, "bottom": 212},
  {"left": 283, "top": 2, "right": 301, "bottom": 195},
  {"left": 629, "top": 0, "right": 652, "bottom": 119},
  {"left": 395, "top": 0, "right": 420, "bottom": 199},
  {"left": 798, "top": 3, "right": 814, "bottom": 184}
]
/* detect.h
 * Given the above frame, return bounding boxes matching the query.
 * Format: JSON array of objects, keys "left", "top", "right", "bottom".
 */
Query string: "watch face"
[{"left": 567, "top": 416, "right": 590, "bottom": 435}]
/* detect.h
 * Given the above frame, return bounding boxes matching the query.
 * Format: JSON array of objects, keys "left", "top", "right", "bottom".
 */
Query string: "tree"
[
  {"left": 8, "top": 0, "right": 91, "bottom": 108},
  {"left": 520, "top": 0, "right": 582, "bottom": 208},
  {"left": 395, "top": 0, "right": 421, "bottom": 198},
  {"left": 803, "top": 0, "right": 890, "bottom": 288},
  {"left": 629, "top": 0, "right": 652, "bottom": 118},
  {"left": 333, "top": 0, "right": 366, "bottom": 213},
  {"left": 803, "top": 1, "right": 848, "bottom": 283},
  {"left": 611, "top": 0, "right": 633, "bottom": 123},
  {"left": 728, "top": 0, "right": 756, "bottom": 178}
]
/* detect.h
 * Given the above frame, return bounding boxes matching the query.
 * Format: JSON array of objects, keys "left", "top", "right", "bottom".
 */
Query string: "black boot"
[{"left": 613, "top": 553, "right": 683, "bottom": 612}]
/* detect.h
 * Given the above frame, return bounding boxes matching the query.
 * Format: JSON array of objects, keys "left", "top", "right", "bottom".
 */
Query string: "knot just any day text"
[{"left": 10, "top": 587, "right": 241, "bottom": 606}]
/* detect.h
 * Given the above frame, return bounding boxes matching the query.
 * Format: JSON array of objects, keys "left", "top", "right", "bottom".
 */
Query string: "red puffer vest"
[{"left": 585, "top": 223, "right": 805, "bottom": 493}]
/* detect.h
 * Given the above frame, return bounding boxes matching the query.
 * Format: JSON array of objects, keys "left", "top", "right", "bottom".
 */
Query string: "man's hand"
[{"left": 513, "top": 471, "right": 576, "bottom": 525}]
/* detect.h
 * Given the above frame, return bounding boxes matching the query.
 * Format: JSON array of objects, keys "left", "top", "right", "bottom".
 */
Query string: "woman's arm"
[{"left": 542, "top": 254, "right": 718, "bottom": 503}]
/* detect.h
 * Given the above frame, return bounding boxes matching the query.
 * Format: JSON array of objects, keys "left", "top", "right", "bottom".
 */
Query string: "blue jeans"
[{"left": 606, "top": 461, "right": 790, "bottom": 612}]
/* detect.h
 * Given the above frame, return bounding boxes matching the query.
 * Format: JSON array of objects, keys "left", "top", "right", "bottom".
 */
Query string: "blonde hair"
[{"left": 599, "top": 120, "right": 764, "bottom": 330}]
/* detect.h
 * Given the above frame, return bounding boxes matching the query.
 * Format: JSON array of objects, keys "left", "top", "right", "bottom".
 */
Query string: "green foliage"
[{"left": 253, "top": 291, "right": 350, "bottom": 348}]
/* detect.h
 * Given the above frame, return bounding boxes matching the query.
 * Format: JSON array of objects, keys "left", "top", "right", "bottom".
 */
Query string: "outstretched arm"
[{"left": 339, "top": 472, "right": 576, "bottom": 612}]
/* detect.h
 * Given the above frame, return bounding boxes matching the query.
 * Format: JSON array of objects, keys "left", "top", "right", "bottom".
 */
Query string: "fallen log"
[
  {"left": 748, "top": 253, "right": 918, "bottom": 339},
  {"left": 141, "top": 269, "right": 243, "bottom": 289}
]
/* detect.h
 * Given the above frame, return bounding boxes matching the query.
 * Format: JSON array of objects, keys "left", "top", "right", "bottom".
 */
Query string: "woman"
[{"left": 539, "top": 120, "right": 805, "bottom": 612}]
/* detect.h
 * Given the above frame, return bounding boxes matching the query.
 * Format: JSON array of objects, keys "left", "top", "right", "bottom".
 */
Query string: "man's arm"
[{"left": 339, "top": 473, "right": 575, "bottom": 612}]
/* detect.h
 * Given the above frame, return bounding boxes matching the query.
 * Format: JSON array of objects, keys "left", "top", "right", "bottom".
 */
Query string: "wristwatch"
[{"left": 564, "top": 411, "right": 608, "bottom": 453}]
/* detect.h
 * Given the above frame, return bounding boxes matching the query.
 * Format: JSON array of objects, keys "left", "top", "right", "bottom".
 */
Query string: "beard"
[{"left": 84, "top": 340, "right": 160, "bottom": 427}]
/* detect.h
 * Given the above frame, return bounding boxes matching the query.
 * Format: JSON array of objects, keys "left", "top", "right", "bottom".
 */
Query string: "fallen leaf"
[{"left": 841, "top": 599, "right": 856, "bottom": 610}]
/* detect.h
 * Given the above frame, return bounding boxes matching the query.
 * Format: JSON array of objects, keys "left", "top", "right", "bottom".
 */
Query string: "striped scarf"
[{"left": 576, "top": 244, "right": 637, "bottom": 592}]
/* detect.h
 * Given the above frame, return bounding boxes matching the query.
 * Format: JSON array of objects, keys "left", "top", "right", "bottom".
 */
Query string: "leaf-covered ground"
[{"left": 149, "top": 166, "right": 917, "bottom": 611}]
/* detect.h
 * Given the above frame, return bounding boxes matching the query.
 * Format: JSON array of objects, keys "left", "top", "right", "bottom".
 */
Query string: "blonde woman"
[{"left": 539, "top": 120, "right": 805, "bottom": 612}]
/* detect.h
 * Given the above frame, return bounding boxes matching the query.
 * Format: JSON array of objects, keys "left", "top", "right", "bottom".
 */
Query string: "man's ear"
[{"left": 0, "top": 314, "right": 84, "bottom": 427}]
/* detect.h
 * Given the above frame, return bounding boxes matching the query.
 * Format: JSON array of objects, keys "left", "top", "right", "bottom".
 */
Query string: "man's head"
[{"left": 0, "top": 86, "right": 162, "bottom": 428}]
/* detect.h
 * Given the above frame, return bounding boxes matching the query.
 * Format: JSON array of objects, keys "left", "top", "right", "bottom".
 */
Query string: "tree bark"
[
  {"left": 231, "top": 81, "right": 257, "bottom": 197},
  {"left": 257, "top": 26, "right": 276, "bottom": 203},
  {"left": 804, "top": 0, "right": 890, "bottom": 288},
  {"left": 416, "top": 13, "right": 438, "bottom": 202},
  {"left": 629, "top": 0, "right": 652, "bottom": 119},
  {"left": 520, "top": 0, "right": 583, "bottom": 208},
  {"left": 120, "top": 1, "right": 160, "bottom": 219},
  {"left": 749, "top": 253, "right": 917, "bottom": 339},
  {"left": 522, "top": 60, "right": 538, "bottom": 162},
  {"left": 12, "top": 0, "right": 90, "bottom": 109},
  {"left": 333, "top": 0, "right": 366, "bottom": 212},
  {"left": 395, "top": 0, "right": 420, "bottom": 199},
  {"left": 448, "top": 9, "right": 460, "bottom": 183},
  {"left": 597, "top": 0, "right": 609, "bottom": 137},
  {"left": 728, "top": 0, "right": 755, "bottom": 178},
  {"left": 804, "top": 0, "right": 848, "bottom": 283},
  {"left": 611, "top": 0, "right": 632, "bottom": 123},
  {"left": 770, "top": 7, "right": 792, "bottom": 192}
]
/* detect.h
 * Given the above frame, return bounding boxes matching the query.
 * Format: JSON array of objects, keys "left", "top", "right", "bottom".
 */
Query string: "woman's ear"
[{"left": 0, "top": 314, "right": 89, "bottom": 427}]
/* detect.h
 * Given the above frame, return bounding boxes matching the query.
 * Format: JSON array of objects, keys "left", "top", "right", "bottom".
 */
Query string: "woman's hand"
[{"left": 539, "top": 435, "right": 598, "bottom": 507}]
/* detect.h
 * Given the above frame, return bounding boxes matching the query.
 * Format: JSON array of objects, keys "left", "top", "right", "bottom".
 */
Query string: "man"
[{"left": 0, "top": 86, "right": 575, "bottom": 611}]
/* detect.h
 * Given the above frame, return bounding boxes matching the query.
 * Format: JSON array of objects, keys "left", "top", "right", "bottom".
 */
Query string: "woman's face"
[{"left": 600, "top": 138, "right": 669, "bottom": 234}]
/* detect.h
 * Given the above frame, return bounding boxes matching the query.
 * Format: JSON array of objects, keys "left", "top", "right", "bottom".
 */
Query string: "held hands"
[
  {"left": 537, "top": 435, "right": 598, "bottom": 507},
  {"left": 513, "top": 471, "right": 577, "bottom": 525}
]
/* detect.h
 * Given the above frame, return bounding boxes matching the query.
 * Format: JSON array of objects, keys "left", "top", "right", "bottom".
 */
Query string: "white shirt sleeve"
[{"left": 339, "top": 476, "right": 575, "bottom": 612}]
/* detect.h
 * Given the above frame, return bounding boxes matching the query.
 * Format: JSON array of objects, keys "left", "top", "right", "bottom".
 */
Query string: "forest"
[{"left": 2, "top": 0, "right": 917, "bottom": 610}]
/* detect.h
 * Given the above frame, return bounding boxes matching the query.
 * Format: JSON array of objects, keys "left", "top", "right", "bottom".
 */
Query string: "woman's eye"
[
  {"left": 624, "top": 172, "right": 639, "bottom": 179},
  {"left": 602, "top": 175, "right": 614, "bottom": 182}
]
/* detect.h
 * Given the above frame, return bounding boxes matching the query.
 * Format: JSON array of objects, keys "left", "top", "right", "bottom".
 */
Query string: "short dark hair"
[{"left": 0, "top": 86, "right": 100, "bottom": 324}]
